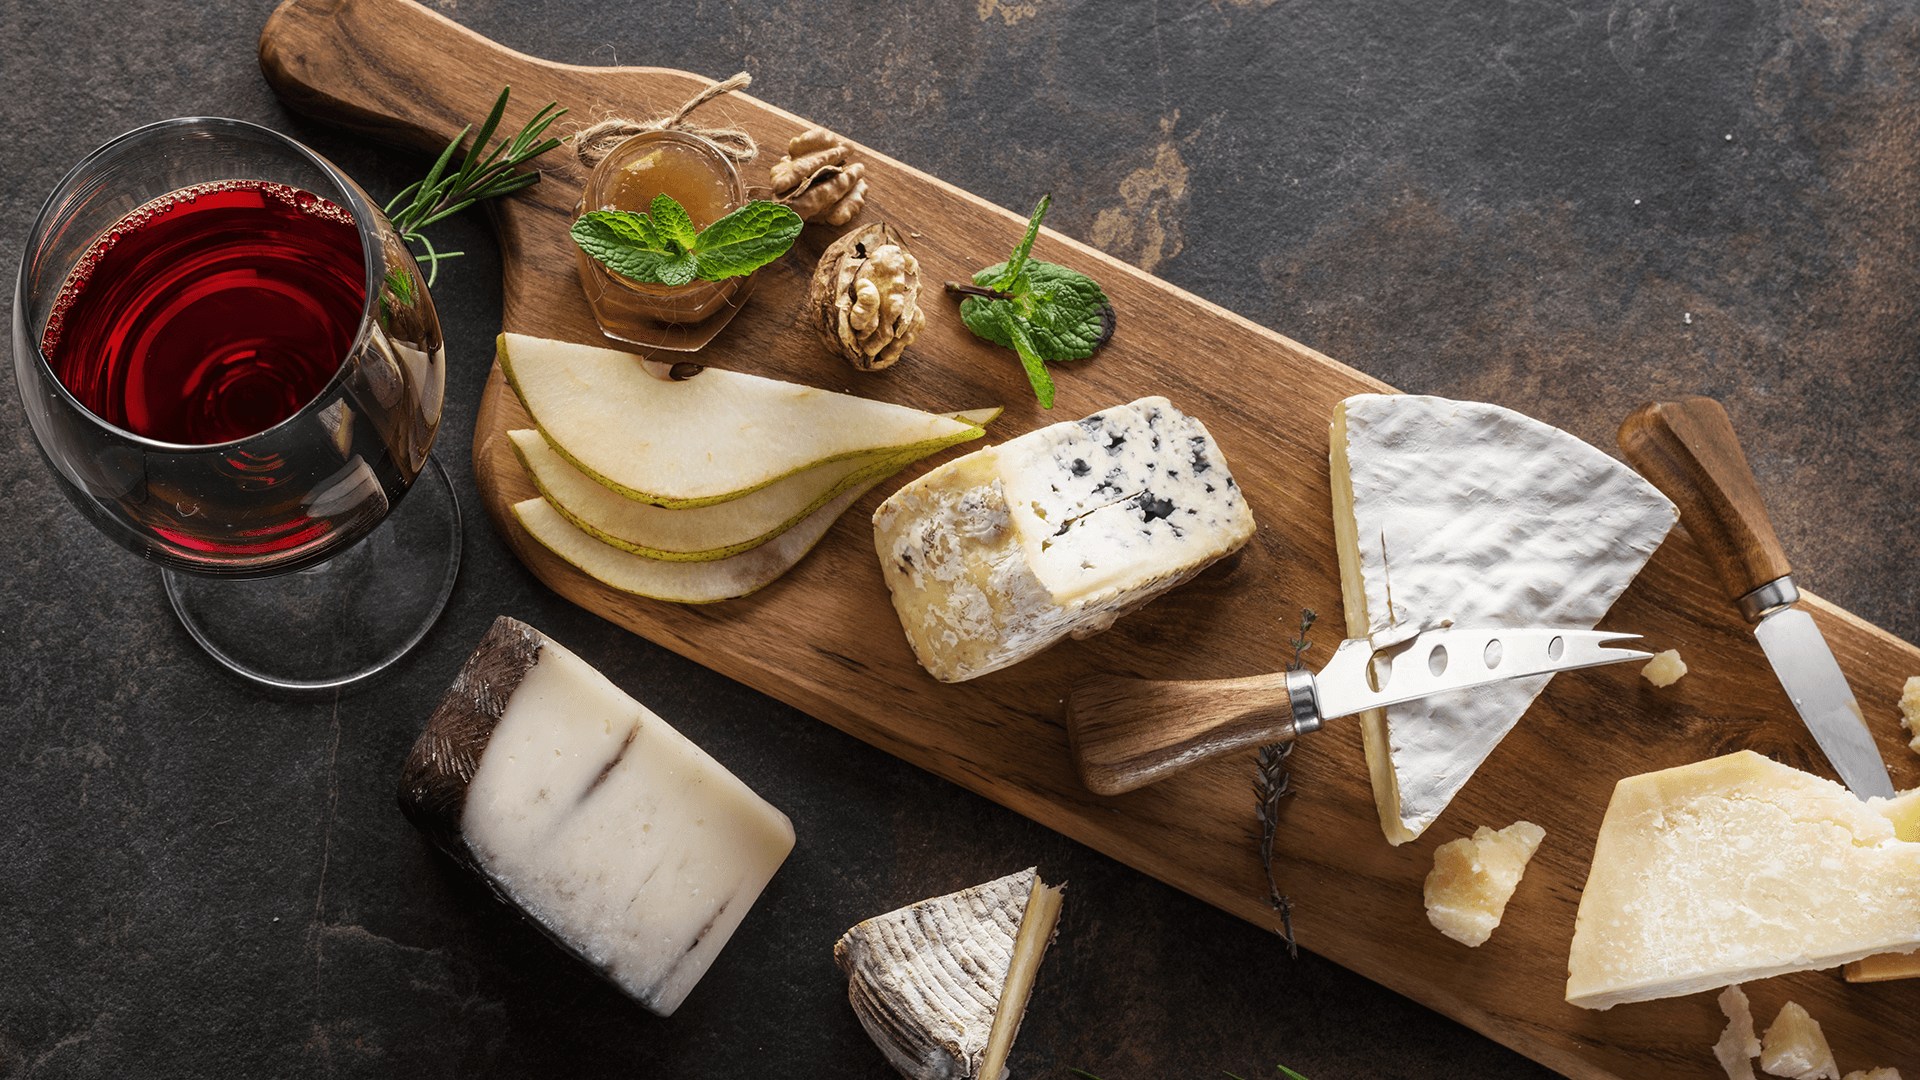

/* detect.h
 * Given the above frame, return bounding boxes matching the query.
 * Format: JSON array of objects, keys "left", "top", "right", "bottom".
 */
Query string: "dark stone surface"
[{"left": 2, "top": 1, "right": 1915, "bottom": 1078}]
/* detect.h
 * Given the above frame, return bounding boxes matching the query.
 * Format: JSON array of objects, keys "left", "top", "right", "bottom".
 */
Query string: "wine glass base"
[{"left": 163, "top": 455, "right": 463, "bottom": 695}]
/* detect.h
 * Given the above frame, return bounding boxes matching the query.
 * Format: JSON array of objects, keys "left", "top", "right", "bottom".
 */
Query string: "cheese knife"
[
  {"left": 1618, "top": 396, "right": 1895, "bottom": 799},
  {"left": 1068, "top": 625, "right": 1648, "bottom": 796}
]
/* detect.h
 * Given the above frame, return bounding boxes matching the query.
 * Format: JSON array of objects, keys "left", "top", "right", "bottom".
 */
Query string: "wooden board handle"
[
  {"left": 1067, "top": 671, "right": 1302, "bottom": 795},
  {"left": 260, "top": 0, "right": 555, "bottom": 155},
  {"left": 1617, "top": 396, "right": 1793, "bottom": 611}
]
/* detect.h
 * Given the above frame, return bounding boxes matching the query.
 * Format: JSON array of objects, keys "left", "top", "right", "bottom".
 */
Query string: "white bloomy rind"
[
  {"left": 498, "top": 332, "right": 982, "bottom": 507},
  {"left": 460, "top": 630, "right": 796, "bottom": 1016},
  {"left": 872, "top": 396, "right": 1256, "bottom": 683},
  {"left": 1564, "top": 750, "right": 1920, "bottom": 1010},
  {"left": 1329, "top": 393, "right": 1676, "bottom": 844}
]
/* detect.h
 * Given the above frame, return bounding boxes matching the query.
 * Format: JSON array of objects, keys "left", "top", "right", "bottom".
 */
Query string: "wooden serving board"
[{"left": 260, "top": 2, "right": 1920, "bottom": 1075}]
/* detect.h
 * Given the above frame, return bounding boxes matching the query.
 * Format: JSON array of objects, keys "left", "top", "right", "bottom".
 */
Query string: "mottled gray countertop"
[{"left": 4, "top": 2, "right": 1916, "bottom": 1078}]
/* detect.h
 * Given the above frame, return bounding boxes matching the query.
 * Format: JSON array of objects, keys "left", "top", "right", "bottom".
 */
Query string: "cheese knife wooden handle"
[
  {"left": 1616, "top": 396, "right": 1793, "bottom": 610},
  {"left": 1068, "top": 671, "right": 1304, "bottom": 797}
]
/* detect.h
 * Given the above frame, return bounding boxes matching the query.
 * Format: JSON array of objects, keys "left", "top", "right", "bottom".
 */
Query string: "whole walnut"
[
  {"left": 809, "top": 222, "right": 925, "bottom": 370},
  {"left": 771, "top": 127, "right": 868, "bottom": 225}
]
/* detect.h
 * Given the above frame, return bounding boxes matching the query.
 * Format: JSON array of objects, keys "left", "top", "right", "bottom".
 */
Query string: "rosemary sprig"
[
  {"left": 384, "top": 86, "right": 566, "bottom": 284},
  {"left": 1255, "top": 607, "right": 1317, "bottom": 959}
]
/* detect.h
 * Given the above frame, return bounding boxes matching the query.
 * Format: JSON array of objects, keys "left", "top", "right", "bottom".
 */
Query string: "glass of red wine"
[{"left": 13, "top": 117, "right": 461, "bottom": 694}]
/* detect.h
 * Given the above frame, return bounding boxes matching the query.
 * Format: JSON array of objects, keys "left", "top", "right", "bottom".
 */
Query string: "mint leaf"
[
  {"left": 569, "top": 195, "right": 802, "bottom": 286},
  {"left": 691, "top": 201, "right": 804, "bottom": 280},
  {"left": 649, "top": 193, "right": 700, "bottom": 252},
  {"left": 949, "top": 194, "right": 1113, "bottom": 408}
]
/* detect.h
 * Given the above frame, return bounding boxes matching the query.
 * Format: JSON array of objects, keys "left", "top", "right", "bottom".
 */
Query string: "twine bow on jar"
[{"left": 570, "top": 72, "right": 760, "bottom": 171}]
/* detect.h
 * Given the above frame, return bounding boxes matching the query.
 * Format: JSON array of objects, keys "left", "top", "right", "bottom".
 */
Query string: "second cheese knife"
[
  {"left": 1618, "top": 396, "right": 1894, "bottom": 800},
  {"left": 1068, "top": 625, "right": 1648, "bottom": 796}
]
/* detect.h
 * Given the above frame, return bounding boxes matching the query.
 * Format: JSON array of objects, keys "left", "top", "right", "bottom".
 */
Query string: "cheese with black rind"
[{"left": 398, "top": 616, "right": 795, "bottom": 1016}]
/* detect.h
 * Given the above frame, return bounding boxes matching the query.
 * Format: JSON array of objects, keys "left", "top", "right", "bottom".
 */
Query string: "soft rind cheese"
[
  {"left": 834, "top": 867, "right": 1065, "bottom": 1080},
  {"left": 1564, "top": 750, "right": 1920, "bottom": 1010},
  {"left": 1423, "top": 820, "right": 1545, "bottom": 946},
  {"left": 397, "top": 617, "right": 796, "bottom": 1016},
  {"left": 873, "top": 397, "right": 1256, "bottom": 682},
  {"left": 1329, "top": 394, "right": 1676, "bottom": 844}
]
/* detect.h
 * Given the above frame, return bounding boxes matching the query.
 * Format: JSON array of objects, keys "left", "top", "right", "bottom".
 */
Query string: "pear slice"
[
  {"left": 513, "top": 476, "right": 878, "bottom": 603},
  {"left": 499, "top": 332, "right": 988, "bottom": 508},
  {"left": 509, "top": 410, "right": 1000, "bottom": 563}
]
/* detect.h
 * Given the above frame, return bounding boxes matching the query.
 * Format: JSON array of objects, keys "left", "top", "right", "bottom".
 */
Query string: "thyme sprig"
[
  {"left": 384, "top": 86, "right": 567, "bottom": 284},
  {"left": 1256, "top": 607, "right": 1317, "bottom": 959}
]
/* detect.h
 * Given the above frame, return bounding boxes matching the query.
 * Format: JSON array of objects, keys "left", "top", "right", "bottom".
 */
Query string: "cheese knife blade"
[
  {"left": 1067, "top": 624, "right": 1649, "bottom": 796},
  {"left": 1619, "top": 396, "right": 1895, "bottom": 799}
]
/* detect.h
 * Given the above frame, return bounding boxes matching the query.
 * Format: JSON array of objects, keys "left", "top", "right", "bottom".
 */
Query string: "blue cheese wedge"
[
  {"left": 398, "top": 617, "right": 795, "bottom": 1016},
  {"left": 1330, "top": 394, "right": 1676, "bottom": 844},
  {"left": 872, "top": 397, "right": 1256, "bottom": 682}
]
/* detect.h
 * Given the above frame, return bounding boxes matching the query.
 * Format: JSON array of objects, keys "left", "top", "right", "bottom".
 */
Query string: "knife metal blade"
[
  {"left": 1619, "top": 397, "right": 1895, "bottom": 799},
  {"left": 1288, "top": 625, "right": 1651, "bottom": 733},
  {"left": 1753, "top": 603, "right": 1896, "bottom": 799},
  {"left": 1067, "top": 624, "right": 1649, "bottom": 796}
]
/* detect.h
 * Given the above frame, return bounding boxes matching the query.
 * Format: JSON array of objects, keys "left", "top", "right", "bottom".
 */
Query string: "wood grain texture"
[
  {"left": 259, "top": 1, "right": 1920, "bottom": 1077},
  {"left": 1618, "top": 397, "right": 1796, "bottom": 606}
]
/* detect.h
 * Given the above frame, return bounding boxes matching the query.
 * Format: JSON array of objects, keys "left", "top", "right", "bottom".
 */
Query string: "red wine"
[{"left": 44, "top": 181, "right": 366, "bottom": 445}]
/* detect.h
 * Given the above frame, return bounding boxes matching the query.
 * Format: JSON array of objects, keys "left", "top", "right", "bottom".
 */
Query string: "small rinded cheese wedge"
[
  {"left": 1564, "top": 750, "right": 1920, "bottom": 1010},
  {"left": 1760, "top": 1001, "right": 1839, "bottom": 1080},
  {"left": 1330, "top": 394, "right": 1676, "bottom": 844},
  {"left": 1423, "top": 820, "right": 1545, "bottom": 946},
  {"left": 834, "top": 867, "right": 1066, "bottom": 1080},
  {"left": 1713, "top": 985, "right": 1761, "bottom": 1080},
  {"left": 872, "top": 396, "right": 1255, "bottom": 682},
  {"left": 397, "top": 617, "right": 796, "bottom": 1016}
]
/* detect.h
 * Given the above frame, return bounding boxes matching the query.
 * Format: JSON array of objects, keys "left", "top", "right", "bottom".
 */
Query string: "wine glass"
[{"left": 12, "top": 117, "right": 461, "bottom": 694}]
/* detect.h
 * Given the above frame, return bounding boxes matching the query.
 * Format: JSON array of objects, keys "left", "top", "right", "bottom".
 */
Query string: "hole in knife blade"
[
  {"left": 1483, "top": 639, "right": 1503, "bottom": 669},
  {"left": 1367, "top": 650, "right": 1390, "bottom": 692},
  {"left": 1548, "top": 635, "right": 1565, "bottom": 661},
  {"left": 1427, "top": 645, "right": 1448, "bottom": 677}
]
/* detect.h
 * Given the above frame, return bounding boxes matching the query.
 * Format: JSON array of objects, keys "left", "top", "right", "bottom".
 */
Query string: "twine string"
[{"left": 570, "top": 72, "right": 758, "bottom": 170}]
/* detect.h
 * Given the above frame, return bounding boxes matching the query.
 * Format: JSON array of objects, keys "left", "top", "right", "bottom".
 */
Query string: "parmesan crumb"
[
  {"left": 1642, "top": 649, "right": 1687, "bottom": 687},
  {"left": 1423, "top": 820, "right": 1544, "bottom": 946},
  {"left": 1760, "top": 1001, "right": 1839, "bottom": 1080},
  {"left": 1713, "top": 984, "right": 1759, "bottom": 1080},
  {"left": 1899, "top": 676, "right": 1920, "bottom": 754}
]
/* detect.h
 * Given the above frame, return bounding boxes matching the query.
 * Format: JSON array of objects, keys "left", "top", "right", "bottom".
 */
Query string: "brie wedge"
[{"left": 1329, "top": 394, "right": 1676, "bottom": 843}]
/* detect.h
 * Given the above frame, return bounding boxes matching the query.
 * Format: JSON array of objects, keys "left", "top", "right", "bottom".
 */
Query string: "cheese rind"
[
  {"left": 873, "top": 397, "right": 1255, "bottom": 682},
  {"left": 1330, "top": 394, "right": 1676, "bottom": 843},
  {"left": 398, "top": 617, "right": 796, "bottom": 1016},
  {"left": 834, "top": 868, "right": 1065, "bottom": 1080},
  {"left": 1564, "top": 750, "right": 1920, "bottom": 1010},
  {"left": 1423, "top": 820, "right": 1545, "bottom": 947}
]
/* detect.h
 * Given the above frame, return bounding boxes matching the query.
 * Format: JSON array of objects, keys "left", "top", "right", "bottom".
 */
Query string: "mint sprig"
[
  {"left": 571, "top": 194, "right": 802, "bottom": 286},
  {"left": 946, "top": 194, "right": 1114, "bottom": 409}
]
